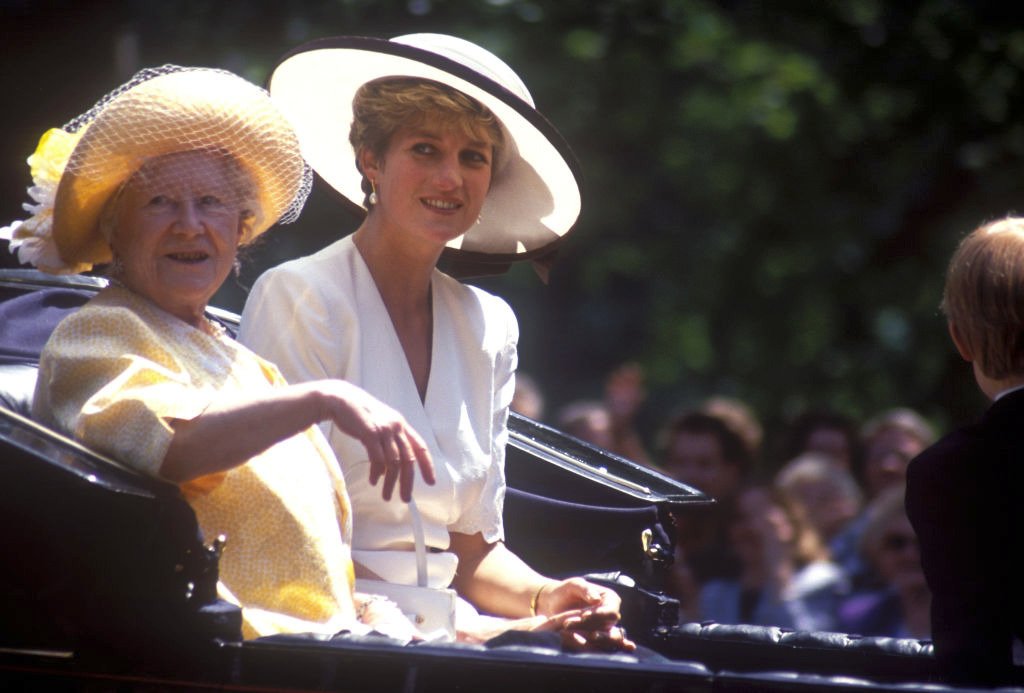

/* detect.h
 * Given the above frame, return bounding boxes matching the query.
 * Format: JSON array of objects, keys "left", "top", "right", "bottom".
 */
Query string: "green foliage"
[{"left": 4, "top": 0, "right": 1019, "bottom": 451}]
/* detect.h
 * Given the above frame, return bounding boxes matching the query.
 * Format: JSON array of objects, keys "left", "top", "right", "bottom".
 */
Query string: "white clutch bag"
[{"left": 355, "top": 499, "right": 457, "bottom": 642}]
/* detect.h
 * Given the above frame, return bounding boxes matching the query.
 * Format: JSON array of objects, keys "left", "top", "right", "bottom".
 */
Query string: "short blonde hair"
[
  {"left": 942, "top": 217, "right": 1024, "bottom": 379},
  {"left": 861, "top": 407, "right": 935, "bottom": 448},
  {"left": 756, "top": 484, "right": 832, "bottom": 566},
  {"left": 775, "top": 452, "right": 863, "bottom": 510},
  {"left": 349, "top": 77, "right": 506, "bottom": 206}
]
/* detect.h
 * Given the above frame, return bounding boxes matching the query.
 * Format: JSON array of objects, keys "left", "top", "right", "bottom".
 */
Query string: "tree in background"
[{"left": 5, "top": 0, "right": 1020, "bottom": 459}]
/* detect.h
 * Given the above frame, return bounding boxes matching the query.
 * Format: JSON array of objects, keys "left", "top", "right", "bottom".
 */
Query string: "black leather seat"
[
  {"left": 0, "top": 363, "right": 38, "bottom": 417},
  {"left": 0, "top": 285, "right": 95, "bottom": 416}
]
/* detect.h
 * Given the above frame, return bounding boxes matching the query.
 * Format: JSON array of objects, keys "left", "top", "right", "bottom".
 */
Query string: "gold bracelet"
[{"left": 530, "top": 583, "right": 548, "bottom": 616}]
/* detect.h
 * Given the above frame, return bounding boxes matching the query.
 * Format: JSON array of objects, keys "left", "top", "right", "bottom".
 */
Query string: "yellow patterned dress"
[{"left": 32, "top": 285, "right": 358, "bottom": 639}]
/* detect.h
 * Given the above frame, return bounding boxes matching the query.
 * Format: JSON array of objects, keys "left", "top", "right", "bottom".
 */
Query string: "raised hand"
[{"left": 314, "top": 379, "right": 435, "bottom": 501}]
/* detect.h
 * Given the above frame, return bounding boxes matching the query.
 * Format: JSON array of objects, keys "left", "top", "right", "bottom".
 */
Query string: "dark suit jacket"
[{"left": 905, "top": 388, "right": 1024, "bottom": 686}]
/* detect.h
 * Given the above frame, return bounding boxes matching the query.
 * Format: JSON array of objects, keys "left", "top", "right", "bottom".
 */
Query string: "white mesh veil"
[{"left": 2, "top": 64, "right": 312, "bottom": 273}]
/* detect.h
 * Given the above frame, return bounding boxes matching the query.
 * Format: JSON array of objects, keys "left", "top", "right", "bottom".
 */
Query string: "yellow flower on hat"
[
  {"left": 1, "top": 126, "right": 91, "bottom": 274},
  {"left": 29, "top": 127, "right": 82, "bottom": 186}
]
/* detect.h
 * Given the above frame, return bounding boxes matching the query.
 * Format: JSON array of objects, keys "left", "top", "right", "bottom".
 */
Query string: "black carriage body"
[{"left": 0, "top": 270, "right": 979, "bottom": 692}]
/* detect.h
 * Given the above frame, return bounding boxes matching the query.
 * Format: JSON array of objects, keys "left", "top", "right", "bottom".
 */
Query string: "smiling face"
[
  {"left": 109, "top": 150, "right": 253, "bottom": 326},
  {"left": 361, "top": 120, "right": 494, "bottom": 249}
]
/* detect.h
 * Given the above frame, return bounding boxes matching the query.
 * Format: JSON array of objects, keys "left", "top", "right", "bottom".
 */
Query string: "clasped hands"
[{"left": 529, "top": 577, "right": 636, "bottom": 653}]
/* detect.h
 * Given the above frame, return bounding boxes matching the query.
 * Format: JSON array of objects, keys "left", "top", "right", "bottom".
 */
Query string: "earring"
[
  {"left": 476, "top": 214, "right": 483, "bottom": 225},
  {"left": 368, "top": 180, "right": 379, "bottom": 206},
  {"left": 233, "top": 258, "right": 241, "bottom": 278}
]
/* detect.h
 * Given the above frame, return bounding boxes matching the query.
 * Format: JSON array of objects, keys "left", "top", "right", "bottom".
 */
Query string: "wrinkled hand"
[
  {"left": 355, "top": 593, "right": 423, "bottom": 642},
  {"left": 317, "top": 380, "right": 435, "bottom": 501}
]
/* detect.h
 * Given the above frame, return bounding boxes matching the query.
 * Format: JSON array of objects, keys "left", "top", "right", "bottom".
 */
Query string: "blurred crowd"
[{"left": 510, "top": 364, "right": 935, "bottom": 639}]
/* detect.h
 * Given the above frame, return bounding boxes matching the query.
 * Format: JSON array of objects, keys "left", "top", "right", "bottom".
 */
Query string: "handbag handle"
[{"left": 408, "top": 498, "right": 429, "bottom": 588}]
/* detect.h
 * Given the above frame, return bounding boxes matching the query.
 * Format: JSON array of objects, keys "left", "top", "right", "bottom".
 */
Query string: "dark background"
[{"left": 4, "top": 0, "right": 1019, "bottom": 469}]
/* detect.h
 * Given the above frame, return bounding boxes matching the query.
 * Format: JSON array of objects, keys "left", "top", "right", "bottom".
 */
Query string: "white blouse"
[{"left": 239, "top": 235, "right": 518, "bottom": 589}]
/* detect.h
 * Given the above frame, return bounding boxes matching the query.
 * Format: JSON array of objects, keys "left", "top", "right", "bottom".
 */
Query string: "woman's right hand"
[
  {"left": 456, "top": 608, "right": 636, "bottom": 653},
  {"left": 355, "top": 593, "right": 423, "bottom": 642},
  {"left": 310, "top": 379, "right": 435, "bottom": 502},
  {"left": 532, "top": 608, "right": 637, "bottom": 653}
]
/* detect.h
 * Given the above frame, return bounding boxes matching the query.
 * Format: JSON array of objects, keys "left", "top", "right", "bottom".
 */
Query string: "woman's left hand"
[
  {"left": 535, "top": 577, "right": 622, "bottom": 622},
  {"left": 534, "top": 578, "right": 634, "bottom": 652}
]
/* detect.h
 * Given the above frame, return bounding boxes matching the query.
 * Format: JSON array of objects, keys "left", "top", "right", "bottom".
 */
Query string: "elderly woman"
[
  {"left": 837, "top": 485, "right": 930, "bottom": 639},
  {"left": 240, "top": 34, "right": 630, "bottom": 650},
  {"left": 2, "top": 66, "right": 436, "bottom": 641}
]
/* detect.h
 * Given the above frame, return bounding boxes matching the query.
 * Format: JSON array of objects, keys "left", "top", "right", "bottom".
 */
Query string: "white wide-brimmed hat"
[
  {"left": 2, "top": 65, "right": 311, "bottom": 274},
  {"left": 268, "top": 33, "right": 582, "bottom": 278}
]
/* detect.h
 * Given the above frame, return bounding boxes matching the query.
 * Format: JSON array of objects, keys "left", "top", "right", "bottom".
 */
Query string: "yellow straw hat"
[{"left": 2, "top": 65, "right": 311, "bottom": 274}]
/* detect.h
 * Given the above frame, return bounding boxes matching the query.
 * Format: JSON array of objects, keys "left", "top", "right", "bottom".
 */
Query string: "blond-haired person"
[
  {"left": 836, "top": 485, "right": 929, "bottom": 639},
  {"left": 241, "top": 35, "right": 631, "bottom": 651},
  {"left": 906, "top": 217, "right": 1024, "bottom": 686},
  {"left": 2, "top": 66, "right": 435, "bottom": 641},
  {"left": 697, "top": 484, "right": 847, "bottom": 632}
]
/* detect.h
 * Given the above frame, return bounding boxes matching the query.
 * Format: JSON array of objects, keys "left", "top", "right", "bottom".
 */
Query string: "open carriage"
[{"left": 0, "top": 268, "right": 995, "bottom": 691}]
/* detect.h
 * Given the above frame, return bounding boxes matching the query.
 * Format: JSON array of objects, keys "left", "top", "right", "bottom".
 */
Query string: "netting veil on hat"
[{"left": 1, "top": 65, "right": 312, "bottom": 274}]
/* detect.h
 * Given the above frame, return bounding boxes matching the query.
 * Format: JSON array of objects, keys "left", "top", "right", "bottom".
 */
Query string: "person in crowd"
[
  {"left": 602, "top": 362, "right": 652, "bottom": 465},
  {"left": 859, "top": 407, "right": 935, "bottom": 501},
  {"left": 657, "top": 410, "right": 752, "bottom": 620},
  {"left": 510, "top": 371, "right": 545, "bottom": 421},
  {"left": 556, "top": 399, "right": 614, "bottom": 450},
  {"left": 777, "top": 409, "right": 860, "bottom": 473},
  {"left": 837, "top": 485, "right": 929, "bottom": 639},
  {"left": 239, "top": 34, "right": 631, "bottom": 651},
  {"left": 775, "top": 452, "right": 863, "bottom": 545},
  {"left": 554, "top": 363, "right": 651, "bottom": 465},
  {"left": 3, "top": 66, "right": 435, "bottom": 641},
  {"left": 660, "top": 410, "right": 751, "bottom": 506},
  {"left": 906, "top": 217, "right": 1024, "bottom": 685},
  {"left": 831, "top": 407, "right": 935, "bottom": 589},
  {"left": 700, "top": 395, "right": 764, "bottom": 465},
  {"left": 698, "top": 483, "right": 847, "bottom": 632}
]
